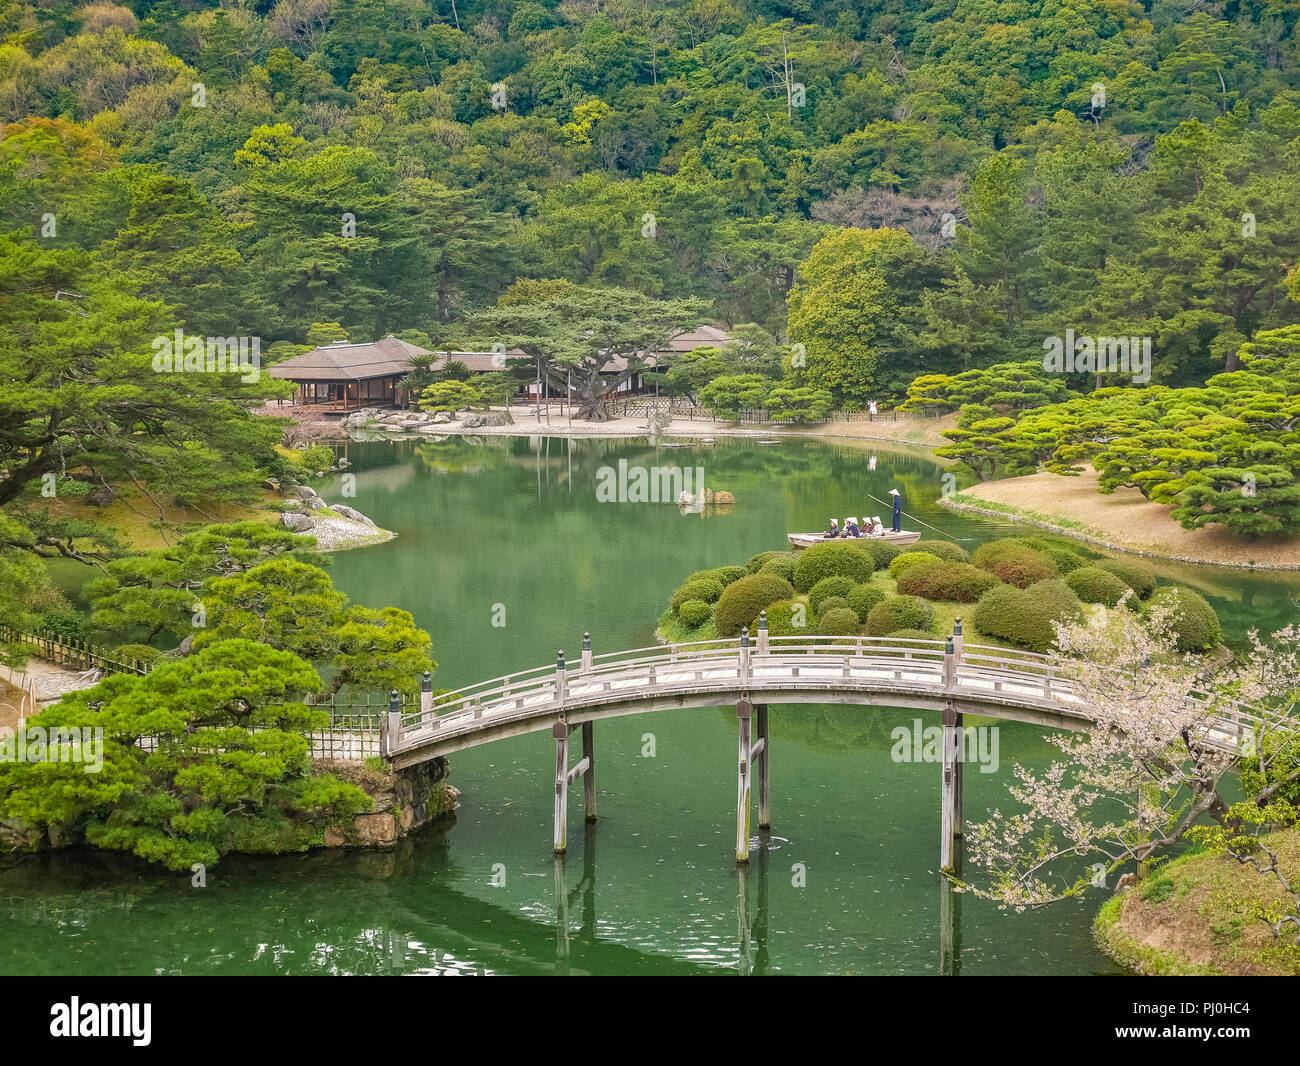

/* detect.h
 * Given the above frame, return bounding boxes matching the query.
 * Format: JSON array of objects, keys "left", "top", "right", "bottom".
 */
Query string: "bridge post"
[
  {"left": 555, "top": 649, "right": 567, "bottom": 706},
  {"left": 736, "top": 697, "right": 753, "bottom": 863},
  {"left": 581, "top": 631, "right": 592, "bottom": 674},
  {"left": 582, "top": 720, "right": 596, "bottom": 822},
  {"left": 381, "top": 688, "right": 401, "bottom": 760},
  {"left": 553, "top": 720, "right": 569, "bottom": 853},
  {"left": 420, "top": 670, "right": 432, "bottom": 727},
  {"left": 756, "top": 611, "right": 769, "bottom": 655},
  {"left": 739, "top": 626, "right": 751, "bottom": 684},
  {"left": 756, "top": 703, "right": 770, "bottom": 829},
  {"left": 940, "top": 697, "right": 963, "bottom": 871},
  {"left": 952, "top": 617, "right": 964, "bottom": 662}
]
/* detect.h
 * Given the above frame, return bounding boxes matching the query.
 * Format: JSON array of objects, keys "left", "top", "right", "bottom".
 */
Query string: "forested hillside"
[{"left": 2, "top": 0, "right": 1298, "bottom": 398}]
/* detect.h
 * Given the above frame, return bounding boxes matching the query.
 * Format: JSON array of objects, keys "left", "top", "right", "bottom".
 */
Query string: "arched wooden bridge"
[{"left": 381, "top": 617, "right": 1261, "bottom": 866}]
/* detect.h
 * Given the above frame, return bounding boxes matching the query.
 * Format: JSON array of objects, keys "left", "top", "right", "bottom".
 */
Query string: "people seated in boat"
[
  {"left": 870, "top": 516, "right": 885, "bottom": 536},
  {"left": 844, "top": 517, "right": 861, "bottom": 538},
  {"left": 824, "top": 518, "right": 840, "bottom": 538}
]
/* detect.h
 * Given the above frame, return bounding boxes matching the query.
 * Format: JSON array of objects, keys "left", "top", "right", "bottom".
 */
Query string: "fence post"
[{"left": 382, "top": 688, "right": 401, "bottom": 759}]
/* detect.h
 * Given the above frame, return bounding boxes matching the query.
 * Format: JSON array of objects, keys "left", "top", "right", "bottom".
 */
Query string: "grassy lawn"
[{"left": 37, "top": 486, "right": 285, "bottom": 553}]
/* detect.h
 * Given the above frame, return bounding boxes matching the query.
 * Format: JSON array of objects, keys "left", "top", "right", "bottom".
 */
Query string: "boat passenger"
[
  {"left": 845, "top": 517, "right": 861, "bottom": 538},
  {"left": 824, "top": 518, "right": 840, "bottom": 539},
  {"left": 871, "top": 517, "right": 885, "bottom": 536}
]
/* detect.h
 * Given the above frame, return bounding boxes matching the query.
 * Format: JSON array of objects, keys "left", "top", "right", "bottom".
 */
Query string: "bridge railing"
[{"left": 397, "top": 632, "right": 1012, "bottom": 743}]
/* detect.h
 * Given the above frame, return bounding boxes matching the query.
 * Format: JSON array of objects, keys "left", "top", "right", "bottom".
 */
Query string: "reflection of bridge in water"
[{"left": 381, "top": 618, "right": 1262, "bottom": 869}]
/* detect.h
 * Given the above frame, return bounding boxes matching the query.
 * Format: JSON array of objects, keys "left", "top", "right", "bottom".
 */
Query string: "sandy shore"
[
  {"left": 255, "top": 402, "right": 957, "bottom": 449},
  {"left": 944, "top": 468, "right": 1300, "bottom": 571}
]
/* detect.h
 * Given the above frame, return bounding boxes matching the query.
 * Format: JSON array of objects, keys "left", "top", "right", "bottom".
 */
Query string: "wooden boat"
[{"left": 787, "top": 529, "right": 921, "bottom": 549}]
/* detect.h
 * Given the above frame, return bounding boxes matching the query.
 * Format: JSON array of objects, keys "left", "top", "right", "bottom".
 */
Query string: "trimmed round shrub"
[
  {"left": 712, "top": 565, "right": 746, "bottom": 587},
  {"left": 1095, "top": 558, "right": 1157, "bottom": 599},
  {"left": 677, "top": 600, "right": 713, "bottom": 628},
  {"left": 888, "top": 550, "right": 941, "bottom": 578},
  {"left": 972, "top": 579, "right": 1083, "bottom": 651},
  {"left": 1146, "top": 586, "right": 1221, "bottom": 652},
  {"left": 714, "top": 572, "right": 794, "bottom": 637},
  {"left": 671, "top": 578, "right": 723, "bottom": 613},
  {"left": 745, "top": 550, "right": 795, "bottom": 574},
  {"left": 865, "top": 595, "right": 935, "bottom": 637},
  {"left": 808, "top": 576, "right": 856, "bottom": 613},
  {"left": 683, "top": 566, "right": 744, "bottom": 588},
  {"left": 896, "top": 559, "right": 1001, "bottom": 603},
  {"left": 759, "top": 556, "right": 797, "bottom": 583},
  {"left": 860, "top": 540, "right": 902, "bottom": 569},
  {"left": 846, "top": 583, "right": 886, "bottom": 621},
  {"left": 1018, "top": 536, "right": 1088, "bottom": 572},
  {"left": 819, "top": 606, "right": 861, "bottom": 636},
  {"left": 113, "top": 643, "right": 163, "bottom": 667},
  {"left": 1065, "top": 566, "right": 1130, "bottom": 607},
  {"left": 971, "top": 539, "right": 1059, "bottom": 588},
  {"left": 762, "top": 599, "right": 813, "bottom": 637},
  {"left": 816, "top": 595, "right": 851, "bottom": 619},
  {"left": 792, "top": 541, "right": 874, "bottom": 592},
  {"left": 911, "top": 539, "right": 969, "bottom": 563}
]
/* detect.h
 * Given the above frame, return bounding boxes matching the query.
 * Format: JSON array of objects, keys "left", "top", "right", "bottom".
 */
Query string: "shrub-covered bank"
[{"left": 658, "top": 533, "right": 1225, "bottom": 657}]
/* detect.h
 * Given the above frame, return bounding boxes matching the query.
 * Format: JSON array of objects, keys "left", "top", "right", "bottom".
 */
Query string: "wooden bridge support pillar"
[
  {"left": 736, "top": 697, "right": 753, "bottom": 863},
  {"left": 756, "top": 703, "right": 770, "bottom": 829},
  {"left": 940, "top": 699, "right": 963, "bottom": 871},
  {"left": 582, "top": 720, "right": 596, "bottom": 822},
  {"left": 553, "top": 720, "right": 569, "bottom": 854}
]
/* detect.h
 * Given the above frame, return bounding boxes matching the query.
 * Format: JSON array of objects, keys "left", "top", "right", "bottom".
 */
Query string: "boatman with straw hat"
[{"left": 889, "top": 488, "right": 902, "bottom": 532}]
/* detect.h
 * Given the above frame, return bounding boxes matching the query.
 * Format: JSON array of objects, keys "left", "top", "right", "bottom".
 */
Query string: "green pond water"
[{"left": 5, "top": 435, "right": 1298, "bottom": 976}]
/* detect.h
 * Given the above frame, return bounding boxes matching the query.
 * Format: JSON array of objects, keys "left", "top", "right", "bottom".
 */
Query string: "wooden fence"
[{"left": 0, "top": 624, "right": 403, "bottom": 760}]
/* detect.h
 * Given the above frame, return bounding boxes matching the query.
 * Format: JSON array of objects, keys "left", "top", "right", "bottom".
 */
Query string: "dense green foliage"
[
  {"left": 670, "top": 577, "right": 723, "bottom": 613},
  {"left": 818, "top": 606, "right": 860, "bottom": 637},
  {"left": 845, "top": 583, "right": 886, "bottom": 621},
  {"left": 677, "top": 599, "right": 712, "bottom": 628},
  {"left": 1147, "top": 585, "right": 1223, "bottom": 652},
  {"left": 792, "top": 540, "right": 873, "bottom": 591},
  {"left": 888, "top": 550, "right": 940, "bottom": 578},
  {"left": 0, "top": 640, "right": 373, "bottom": 870},
  {"left": 897, "top": 559, "right": 1001, "bottom": 603},
  {"left": 1094, "top": 557, "right": 1158, "bottom": 599},
  {"left": 713, "top": 571, "right": 793, "bottom": 637},
  {"left": 864, "top": 595, "right": 934, "bottom": 637},
  {"left": 1065, "top": 566, "right": 1131, "bottom": 607},
  {"left": 971, "top": 539, "right": 1059, "bottom": 588},
  {"left": 972, "top": 579, "right": 1084, "bottom": 651},
  {"left": 807, "top": 576, "right": 855, "bottom": 614}
]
